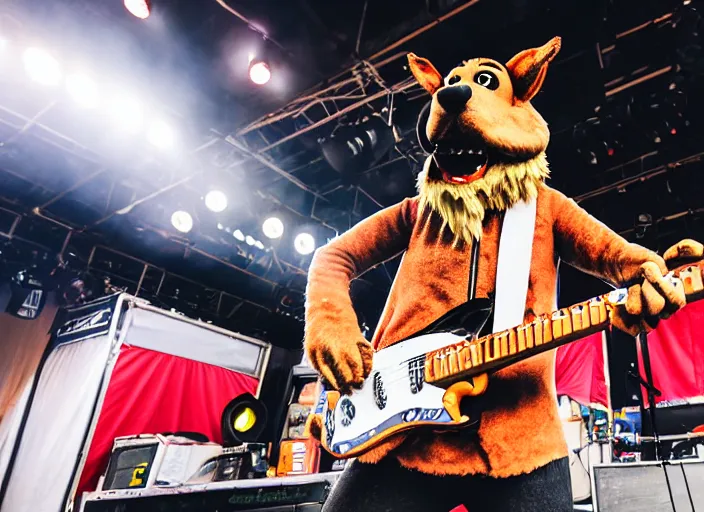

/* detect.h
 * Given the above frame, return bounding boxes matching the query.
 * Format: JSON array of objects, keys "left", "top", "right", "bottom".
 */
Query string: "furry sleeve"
[
  {"left": 550, "top": 186, "right": 667, "bottom": 286},
  {"left": 304, "top": 197, "right": 417, "bottom": 352}
]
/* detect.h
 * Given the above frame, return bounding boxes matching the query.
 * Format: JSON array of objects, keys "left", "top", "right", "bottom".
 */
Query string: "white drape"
[{"left": 1, "top": 336, "right": 114, "bottom": 512}]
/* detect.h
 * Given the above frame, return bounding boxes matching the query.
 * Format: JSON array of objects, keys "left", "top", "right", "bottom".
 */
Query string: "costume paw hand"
[
  {"left": 663, "top": 239, "right": 704, "bottom": 269},
  {"left": 613, "top": 260, "right": 686, "bottom": 336},
  {"left": 306, "top": 413, "right": 323, "bottom": 442},
  {"left": 305, "top": 336, "right": 373, "bottom": 395}
]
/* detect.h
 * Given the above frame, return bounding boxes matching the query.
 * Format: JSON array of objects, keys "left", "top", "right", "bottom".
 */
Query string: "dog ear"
[
  {"left": 506, "top": 37, "right": 561, "bottom": 102},
  {"left": 407, "top": 53, "right": 443, "bottom": 95}
]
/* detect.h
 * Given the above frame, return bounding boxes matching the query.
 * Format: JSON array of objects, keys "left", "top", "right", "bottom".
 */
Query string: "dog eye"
[
  {"left": 474, "top": 71, "right": 499, "bottom": 90},
  {"left": 447, "top": 75, "right": 461, "bottom": 85}
]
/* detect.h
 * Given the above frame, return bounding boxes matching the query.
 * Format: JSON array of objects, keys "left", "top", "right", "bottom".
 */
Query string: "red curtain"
[
  {"left": 77, "top": 345, "right": 259, "bottom": 494},
  {"left": 555, "top": 331, "right": 608, "bottom": 407},
  {"left": 638, "top": 301, "right": 704, "bottom": 407},
  {"left": 556, "top": 302, "right": 704, "bottom": 409}
]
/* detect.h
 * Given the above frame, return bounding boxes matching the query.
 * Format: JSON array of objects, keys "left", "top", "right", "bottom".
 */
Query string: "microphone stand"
[{"left": 635, "top": 331, "right": 663, "bottom": 460}]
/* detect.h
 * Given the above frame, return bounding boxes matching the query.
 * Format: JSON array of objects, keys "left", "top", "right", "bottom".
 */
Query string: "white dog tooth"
[
  {"left": 457, "top": 149, "right": 464, "bottom": 155},
  {"left": 468, "top": 149, "right": 474, "bottom": 154}
]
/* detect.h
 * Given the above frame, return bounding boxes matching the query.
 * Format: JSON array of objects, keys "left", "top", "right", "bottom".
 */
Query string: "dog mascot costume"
[{"left": 304, "top": 37, "right": 703, "bottom": 512}]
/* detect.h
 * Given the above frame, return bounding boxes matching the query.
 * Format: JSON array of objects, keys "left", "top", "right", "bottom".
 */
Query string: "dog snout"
[{"left": 436, "top": 85, "right": 472, "bottom": 114}]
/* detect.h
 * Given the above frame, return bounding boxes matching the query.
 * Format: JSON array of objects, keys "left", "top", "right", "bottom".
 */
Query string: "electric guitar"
[{"left": 313, "top": 261, "right": 704, "bottom": 459}]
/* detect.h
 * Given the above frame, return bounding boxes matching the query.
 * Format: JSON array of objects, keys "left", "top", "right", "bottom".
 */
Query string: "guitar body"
[{"left": 318, "top": 300, "right": 493, "bottom": 459}]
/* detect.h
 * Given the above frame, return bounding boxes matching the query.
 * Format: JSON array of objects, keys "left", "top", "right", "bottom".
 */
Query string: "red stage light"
[
  {"left": 607, "top": 148, "right": 615, "bottom": 157},
  {"left": 124, "top": 0, "right": 151, "bottom": 19},
  {"left": 671, "top": 127, "right": 677, "bottom": 135}
]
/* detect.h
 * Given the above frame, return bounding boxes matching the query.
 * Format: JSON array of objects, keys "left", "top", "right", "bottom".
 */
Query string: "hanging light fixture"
[
  {"left": 124, "top": 0, "right": 151, "bottom": 19},
  {"left": 262, "top": 216, "right": 284, "bottom": 239},
  {"left": 249, "top": 58, "right": 271, "bottom": 85},
  {"left": 320, "top": 114, "right": 396, "bottom": 181},
  {"left": 23, "top": 47, "right": 61, "bottom": 86},
  {"left": 204, "top": 190, "right": 228, "bottom": 213},
  {"left": 171, "top": 211, "right": 193, "bottom": 233},
  {"left": 294, "top": 232, "right": 316, "bottom": 255}
]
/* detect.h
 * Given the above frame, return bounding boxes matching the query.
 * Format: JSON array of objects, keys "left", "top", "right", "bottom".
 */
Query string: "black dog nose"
[{"left": 436, "top": 85, "right": 472, "bottom": 114}]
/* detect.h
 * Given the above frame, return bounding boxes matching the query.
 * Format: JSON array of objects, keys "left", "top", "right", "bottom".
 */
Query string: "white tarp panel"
[
  {"left": 0, "top": 381, "right": 31, "bottom": 482},
  {"left": 126, "top": 307, "right": 264, "bottom": 376},
  {"left": 0, "top": 335, "right": 114, "bottom": 512}
]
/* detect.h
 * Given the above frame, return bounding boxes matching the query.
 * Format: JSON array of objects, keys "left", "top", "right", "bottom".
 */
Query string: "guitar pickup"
[{"left": 408, "top": 357, "right": 425, "bottom": 394}]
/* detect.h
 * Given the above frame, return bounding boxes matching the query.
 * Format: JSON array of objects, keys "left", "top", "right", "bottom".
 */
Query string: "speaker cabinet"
[{"left": 592, "top": 460, "right": 704, "bottom": 511}]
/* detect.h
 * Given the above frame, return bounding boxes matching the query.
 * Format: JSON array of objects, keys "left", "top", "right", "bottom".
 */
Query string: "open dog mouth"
[{"left": 431, "top": 143, "right": 489, "bottom": 185}]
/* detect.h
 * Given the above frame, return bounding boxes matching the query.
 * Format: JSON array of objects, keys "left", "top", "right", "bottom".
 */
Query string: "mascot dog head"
[{"left": 408, "top": 37, "right": 561, "bottom": 244}]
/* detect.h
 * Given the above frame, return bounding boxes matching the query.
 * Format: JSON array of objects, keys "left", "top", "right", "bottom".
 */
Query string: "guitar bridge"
[{"left": 408, "top": 356, "right": 425, "bottom": 394}]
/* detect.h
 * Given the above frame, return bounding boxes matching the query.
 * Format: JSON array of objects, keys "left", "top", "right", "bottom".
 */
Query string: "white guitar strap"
[{"left": 492, "top": 198, "right": 537, "bottom": 333}]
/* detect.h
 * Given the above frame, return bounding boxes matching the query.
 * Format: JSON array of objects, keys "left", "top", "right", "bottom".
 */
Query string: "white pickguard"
[{"left": 323, "top": 330, "right": 468, "bottom": 455}]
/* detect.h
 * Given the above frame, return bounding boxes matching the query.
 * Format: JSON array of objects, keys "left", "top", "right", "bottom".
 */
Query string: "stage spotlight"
[
  {"left": 294, "top": 232, "right": 315, "bottom": 255},
  {"left": 254, "top": 240, "right": 265, "bottom": 250},
  {"left": 245, "top": 235, "right": 256, "bottom": 246},
  {"left": 147, "top": 119, "right": 175, "bottom": 149},
  {"left": 321, "top": 115, "right": 396, "bottom": 180},
  {"left": 262, "top": 216, "right": 284, "bottom": 239},
  {"left": 249, "top": 59, "right": 271, "bottom": 85},
  {"left": 233, "top": 229, "right": 245, "bottom": 241},
  {"left": 124, "top": 0, "right": 151, "bottom": 19},
  {"left": 23, "top": 47, "right": 61, "bottom": 86},
  {"left": 221, "top": 393, "right": 268, "bottom": 446},
  {"left": 171, "top": 210, "right": 193, "bottom": 233},
  {"left": 110, "top": 95, "right": 143, "bottom": 134},
  {"left": 205, "top": 190, "right": 228, "bottom": 213},
  {"left": 217, "top": 223, "right": 224, "bottom": 230},
  {"left": 65, "top": 73, "right": 99, "bottom": 108}
]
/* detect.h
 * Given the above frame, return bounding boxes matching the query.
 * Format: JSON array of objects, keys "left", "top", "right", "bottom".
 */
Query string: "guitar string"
[
  {"left": 330, "top": 303, "right": 610, "bottom": 389},
  {"left": 344, "top": 328, "right": 584, "bottom": 390}
]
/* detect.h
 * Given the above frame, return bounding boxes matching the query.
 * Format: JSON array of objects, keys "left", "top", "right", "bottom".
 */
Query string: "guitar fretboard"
[{"left": 424, "top": 261, "right": 704, "bottom": 387}]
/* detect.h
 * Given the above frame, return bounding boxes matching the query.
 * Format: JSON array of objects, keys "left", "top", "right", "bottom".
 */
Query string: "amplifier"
[
  {"left": 592, "top": 460, "right": 704, "bottom": 511},
  {"left": 98, "top": 434, "right": 223, "bottom": 490}
]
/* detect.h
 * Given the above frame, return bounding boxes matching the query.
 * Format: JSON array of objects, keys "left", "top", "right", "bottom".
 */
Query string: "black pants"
[{"left": 322, "top": 456, "right": 573, "bottom": 512}]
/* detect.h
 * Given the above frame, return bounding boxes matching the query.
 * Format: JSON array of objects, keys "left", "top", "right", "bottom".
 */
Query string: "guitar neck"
[{"left": 424, "top": 260, "right": 704, "bottom": 388}]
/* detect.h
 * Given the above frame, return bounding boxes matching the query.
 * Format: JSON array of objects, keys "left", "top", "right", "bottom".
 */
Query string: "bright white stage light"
[
  {"left": 147, "top": 119, "right": 175, "bottom": 149},
  {"left": 249, "top": 60, "right": 271, "bottom": 85},
  {"left": 66, "top": 73, "right": 99, "bottom": 108},
  {"left": 110, "top": 95, "right": 143, "bottom": 134},
  {"left": 254, "top": 240, "right": 265, "bottom": 250},
  {"left": 171, "top": 210, "right": 193, "bottom": 233},
  {"left": 204, "top": 190, "right": 228, "bottom": 213},
  {"left": 294, "top": 232, "right": 315, "bottom": 255},
  {"left": 23, "top": 47, "right": 61, "bottom": 86},
  {"left": 262, "top": 216, "right": 284, "bottom": 239},
  {"left": 245, "top": 235, "right": 256, "bottom": 246},
  {"left": 233, "top": 229, "right": 245, "bottom": 241},
  {"left": 124, "top": 0, "right": 151, "bottom": 19},
  {"left": 217, "top": 222, "right": 224, "bottom": 230}
]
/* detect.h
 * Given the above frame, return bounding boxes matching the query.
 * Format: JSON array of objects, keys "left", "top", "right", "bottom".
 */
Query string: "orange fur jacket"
[{"left": 304, "top": 184, "right": 664, "bottom": 478}]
